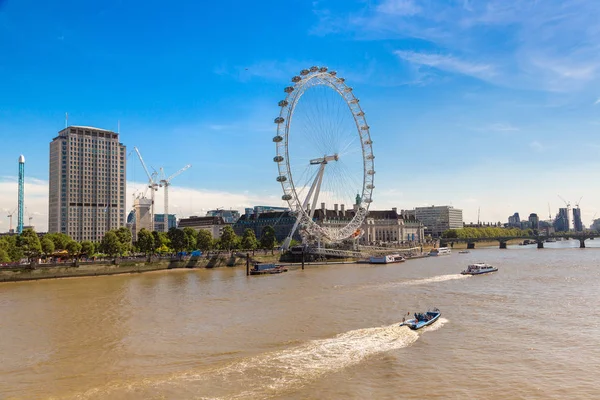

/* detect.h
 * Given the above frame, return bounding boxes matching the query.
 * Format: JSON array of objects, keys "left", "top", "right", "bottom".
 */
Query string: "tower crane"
[
  {"left": 6, "top": 208, "right": 16, "bottom": 233},
  {"left": 159, "top": 164, "right": 192, "bottom": 232},
  {"left": 575, "top": 196, "right": 583, "bottom": 209},
  {"left": 134, "top": 147, "right": 159, "bottom": 231}
]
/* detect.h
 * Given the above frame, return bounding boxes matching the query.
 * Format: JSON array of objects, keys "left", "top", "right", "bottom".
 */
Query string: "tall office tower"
[
  {"left": 49, "top": 126, "right": 126, "bottom": 242},
  {"left": 572, "top": 208, "right": 583, "bottom": 232}
]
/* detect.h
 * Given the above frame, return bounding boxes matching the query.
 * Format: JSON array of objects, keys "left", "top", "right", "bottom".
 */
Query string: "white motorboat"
[{"left": 461, "top": 263, "right": 498, "bottom": 275}]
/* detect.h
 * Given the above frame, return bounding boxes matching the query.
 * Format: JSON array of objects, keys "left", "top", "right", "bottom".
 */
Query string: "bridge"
[{"left": 440, "top": 232, "right": 600, "bottom": 249}]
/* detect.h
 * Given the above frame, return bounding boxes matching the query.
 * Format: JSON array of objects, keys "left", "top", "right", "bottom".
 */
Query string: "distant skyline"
[{"left": 1, "top": 0, "right": 600, "bottom": 232}]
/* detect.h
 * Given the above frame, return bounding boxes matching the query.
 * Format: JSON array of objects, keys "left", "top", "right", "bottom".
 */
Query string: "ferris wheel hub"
[{"left": 309, "top": 154, "right": 339, "bottom": 165}]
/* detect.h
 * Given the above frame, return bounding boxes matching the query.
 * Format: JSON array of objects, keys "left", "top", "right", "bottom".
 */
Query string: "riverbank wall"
[{"left": 0, "top": 254, "right": 281, "bottom": 283}]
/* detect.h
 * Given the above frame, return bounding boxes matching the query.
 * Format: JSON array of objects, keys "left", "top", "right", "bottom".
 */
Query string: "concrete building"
[
  {"left": 206, "top": 209, "right": 240, "bottom": 224},
  {"left": 234, "top": 210, "right": 299, "bottom": 243},
  {"left": 244, "top": 205, "right": 290, "bottom": 218},
  {"left": 48, "top": 126, "right": 126, "bottom": 241},
  {"left": 528, "top": 213, "right": 539, "bottom": 230},
  {"left": 554, "top": 208, "right": 569, "bottom": 232},
  {"left": 125, "top": 205, "right": 176, "bottom": 241},
  {"left": 573, "top": 208, "right": 583, "bottom": 232},
  {"left": 413, "top": 206, "right": 463, "bottom": 237},
  {"left": 178, "top": 216, "right": 228, "bottom": 239},
  {"left": 508, "top": 212, "right": 521, "bottom": 227}
]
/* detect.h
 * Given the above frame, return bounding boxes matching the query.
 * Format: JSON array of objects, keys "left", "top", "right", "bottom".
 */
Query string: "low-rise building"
[
  {"left": 233, "top": 211, "right": 299, "bottom": 243},
  {"left": 178, "top": 216, "right": 228, "bottom": 239}
]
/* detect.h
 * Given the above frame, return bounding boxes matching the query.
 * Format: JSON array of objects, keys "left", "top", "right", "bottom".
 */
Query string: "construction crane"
[
  {"left": 159, "top": 164, "right": 192, "bottom": 232},
  {"left": 6, "top": 208, "right": 16, "bottom": 233},
  {"left": 134, "top": 146, "right": 159, "bottom": 231},
  {"left": 575, "top": 196, "right": 583, "bottom": 209}
]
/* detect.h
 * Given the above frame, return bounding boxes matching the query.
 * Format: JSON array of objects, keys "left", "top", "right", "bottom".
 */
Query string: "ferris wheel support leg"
[
  {"left": 282, "top": 163, "right": 327, "bottom": 251},
  {"left": 308, "top": 163, "right": 326, "bottom": 220}
]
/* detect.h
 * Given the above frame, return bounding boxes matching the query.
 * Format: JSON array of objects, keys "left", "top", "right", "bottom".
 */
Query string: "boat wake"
[
  {"left": 347, "top": 274, "right": 470, "bottom": 292},
  {"left": 65, "top": 322, "right": 442, "bottom": 400}
]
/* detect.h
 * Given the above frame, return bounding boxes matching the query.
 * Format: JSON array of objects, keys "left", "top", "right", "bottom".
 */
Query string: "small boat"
[
  {"left": 249, "top": 263, "right": 288, "bottom": 275},
  {"left": 369, "top": 254, "right": 405, "bottom": 264},
  {"left": 458, "top": 250, "right": 470, "bottom": 254},
  {"left": 428, "top": 247, "right": 451, "bottom": 256},
  {"left": 461, "top": 263, "right": 498, "bottom": 275},
  {"left": 400, "top": 308, "right": 441, "bottom": 330}
]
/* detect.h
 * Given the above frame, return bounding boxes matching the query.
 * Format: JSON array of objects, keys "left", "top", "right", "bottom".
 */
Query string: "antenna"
[
  {"left": 548, "top": 203, "right": 551, "bottom": 220},
  {"left": 117, "top": 120, "right": 120, "bottom": 134}
]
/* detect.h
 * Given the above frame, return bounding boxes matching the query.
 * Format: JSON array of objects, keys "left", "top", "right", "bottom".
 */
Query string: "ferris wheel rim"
[{"left": 273, "top": 66, "right": 375, "bottom": 242}]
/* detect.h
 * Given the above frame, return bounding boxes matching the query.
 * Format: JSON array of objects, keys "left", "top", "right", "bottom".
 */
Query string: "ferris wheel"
[{"left": 273, "top": 66, "right": 375, "bottom": 249}]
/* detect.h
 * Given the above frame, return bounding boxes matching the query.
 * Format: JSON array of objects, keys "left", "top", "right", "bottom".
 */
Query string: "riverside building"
[
  {"left": 48, "top": 126, "right": 126, "bottom": 241},
  {"left": 412, "top": 205, "right": 463, "bottom": 238}
]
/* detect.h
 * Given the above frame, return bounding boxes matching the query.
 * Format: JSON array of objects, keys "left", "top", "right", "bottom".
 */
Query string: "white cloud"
[
  {"left": 394, "top": 51, "right": 496, "bottom": 81},
  {"left": 0, "top": 178, "right": 285, "bottom": 234},
  {"left": 313, "top": 0, "right": 600, "bottom": 92},
  {"left": 594, "top": 98, "right": 600, "bottom": 105},
  {"left": 376, "top": 0, "right": 420, "bottom": 16}
]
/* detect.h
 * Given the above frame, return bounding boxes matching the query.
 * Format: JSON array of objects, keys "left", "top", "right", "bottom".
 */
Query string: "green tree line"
[
  {"left": 442, "top": 227, "right": 532, "bottom": 239},
  {"left": 0, "top": 225, "right": 283, "bottom": 263}
]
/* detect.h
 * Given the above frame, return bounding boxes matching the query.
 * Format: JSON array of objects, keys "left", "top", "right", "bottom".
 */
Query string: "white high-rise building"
[
  {"left": 49, "top": 126, "right": 126, "bottom": 241},
  {"left": 413, "top": 205, "right": 463, "bottom": 237}
]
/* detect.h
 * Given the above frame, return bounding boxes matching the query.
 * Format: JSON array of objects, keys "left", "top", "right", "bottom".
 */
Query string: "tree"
[
  {"left": 115, "top": 227, "right": 133, "bottom": 255},
  {"left": 80, "top": 241, "right": 95, "bottom": 257},
  {"left": 41, "top": 237, "right": 55, "bottom": 256},
  {"left": 167, "top": 227, "right": 187, "bottom": 253},
  {"left": 18, "top": 228, "right": 42, "bottom": 261},
  {"left": 0, "top": 248, "right": 9, "bottom": 263},
  {"left": 66, "top": 241, "right": 82, "bottom": 258},
  {"left": 240, "top": 228, "right": 259, "bottom": 250},
  {"left": 219, "top": 226, "right": 237, "bottom": 251},
  {"left": 196, "top": 229, "right": 213, "bottom": 251},
  {"left": 45, "top": 232, "right": 72, "bottom": 250},
  {"left": 137, "top": 229, "right": 155, "bottom": 255},
  {"left": 260, "top": 226, "right": 277, "bottom": 252},
  {"left": 153, "top": 231, "right": 169, "bottom": 250},
  {"left": 100, "top": 231, "right": 121, "bottom": 257},
  {"left": 2, "top": 235, "right": 22, "bottom": 262},
  {"left": 182, "top": 227, "right": 198, "bottom": 251}
]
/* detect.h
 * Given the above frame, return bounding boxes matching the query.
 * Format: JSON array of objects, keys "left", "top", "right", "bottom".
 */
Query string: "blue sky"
[{"left": 1, "top": 0, "right": 599, "bottom": 232}]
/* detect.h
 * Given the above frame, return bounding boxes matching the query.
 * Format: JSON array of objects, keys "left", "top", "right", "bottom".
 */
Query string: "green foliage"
[
  {"left": 219, "top": 226, "right": 237, "bottom": 251},
  {"left": 153, "top": 231, "right": 169, "bottom": 250},
  {"left": 137, "top": 229, "right": 155, "bottom": 255},
  {"left": 241, "top": 228, "right": 259, "bottom": 250},
  {"left": 196, "top": 229, "right": 213, "bottom": 251},
  {"left": 18, "top": 228, "right": 42, "bottom": 260},
  {"left": 41, "top": 237, "right": 55, "bottom": 256},
  {"left": 80, "top": 241, "right": 95, "bottom": 257},
  {"left": 167, "top": 227, "right": 187, "bottom": 253},
  {"left": 66, "top": 240, "right": 82, "bottom": 257},
  {"left": 260, "top": 226, "right": 277, "bottom": 250},
  {"left": 289, "top": 239, "right": 300, "bottom": 248},
  {"left": 182, "top": 227, "right": 197, "bottom": 251},
  {"left": 0, "top": 248, "right": 9, "bottom": 263},
  {"left": 100, "top": 231, "right": 121, "bottom": 257},
  {"left": 115, "top": 227, "right": 133, "bottom": 254},
  {"left": 442, "top": 227, "right": 528, "bottom": 239},
  {"left": 45, "top": 232, "right": 72, "bottom": 250},
  {"left": 2, "top": 235, "right": 23, "bottom": 262}
]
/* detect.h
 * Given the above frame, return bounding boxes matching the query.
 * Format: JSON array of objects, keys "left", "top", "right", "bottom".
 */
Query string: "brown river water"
[{"left": 1, "top": 240, "right": 599, "bottom": 399}]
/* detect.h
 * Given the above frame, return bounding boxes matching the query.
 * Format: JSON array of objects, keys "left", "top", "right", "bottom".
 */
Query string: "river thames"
[{"left": 1, "top": 240, "right": 599, "bottom": 399}]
